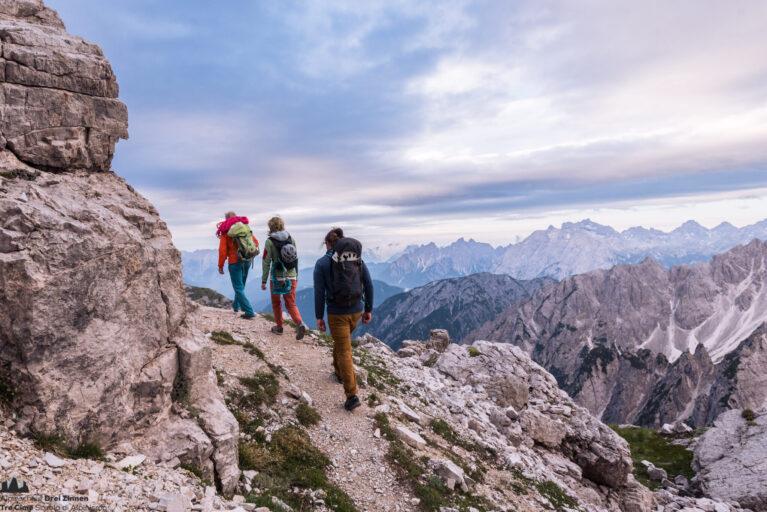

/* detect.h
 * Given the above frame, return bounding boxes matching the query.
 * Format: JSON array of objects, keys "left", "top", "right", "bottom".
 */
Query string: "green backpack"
[{"left": 227, "top": 222, "right": 259, "bottom": 262}]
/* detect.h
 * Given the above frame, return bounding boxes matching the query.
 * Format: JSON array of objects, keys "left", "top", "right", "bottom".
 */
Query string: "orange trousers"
[
  {"left": 328, "top": 312, "right": 362, "bottom": 397},
  {"left": 270, "top": 279, "right": 302, "bottom": 328}
]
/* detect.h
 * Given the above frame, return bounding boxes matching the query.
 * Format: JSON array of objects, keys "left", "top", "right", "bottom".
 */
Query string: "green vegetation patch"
[
  {"left": 32, "top": 433, "right": 106, "bottom": 461},
  {"left": 236, "top": 372, "right": 279, "bottom": 408},
  {"left": 0, "top": 169, "right": 39, "bottom": 181},
  {"left": 211, "top": 330, "right": 239, "bottom": 345},
  {"left": 69, "top": 442, "right": 106, "bottom": 461},
  {"left": 296, "top": 403, "right": 321, "bottom": 426},
  {"left": 358, "top": 354, "right": 401, "bottom": 391},
  {"left": 430, "top": 418, "right": 489, "bottom": 459},
  {"left": 535, "top": 480, "right": 577, "bottom": 510},
  {"left": 171, "top": 370, "right": 191, "bottom": 405},
  {"left": 610, "top": 424, "right": 694, "bottom": 489},
  {"left": 467, "top": 347, "right": 482, "bottom": 357},
  {"left": 374, "top": 414, "right": 492, "bottom": 512},
  {"left": 180, "top": 463, "right": 212, "bottom": 487},
  {"left": 240, "top": 425, "right": 357, "bottom": 512},
  {"left": 579, "top": 346, "right": 615, "bottom": 377}
]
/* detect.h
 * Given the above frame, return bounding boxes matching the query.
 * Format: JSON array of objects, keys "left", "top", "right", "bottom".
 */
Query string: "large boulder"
[
  {"left": 435, "top": 340, "right": 633, "bottom": 489},
  {"left": 0, "top": 1, "right": 238, "bottom": 493},
  {"left": 693, "top": 409, "right": 767, "bottom": 510},
  {"left": 0, "top": 0, "right": 128, "bottom": 171}
]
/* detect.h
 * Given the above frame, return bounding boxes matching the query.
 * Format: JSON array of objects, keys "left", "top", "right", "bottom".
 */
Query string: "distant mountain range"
[
  {"left": 368, "top": 218, "right": 767, "bottom": 288},
  {"left": 356, "top": 273, "right": 553, "bottom": 350},
  {"left": 468, "top": 239, "right": 767, "bottom": 428}
]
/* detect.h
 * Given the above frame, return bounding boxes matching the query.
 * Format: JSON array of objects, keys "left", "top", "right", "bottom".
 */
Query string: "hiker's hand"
[
  {"left": 261, "top": 283, "right": 267, "bottom": 290},
  {"left": 218, "top": 268, "right": 224, "bottom": 275},
  {"left": 317, "top": 319, "right": 326, "bottom": 332},
  {"left": 362, "top": 312, "right": 372, "bottom": 324}
]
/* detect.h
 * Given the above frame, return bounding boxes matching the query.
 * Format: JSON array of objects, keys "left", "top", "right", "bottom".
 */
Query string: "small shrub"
[
  {"left": 0, "top": 169, "right": 39, "bottom": 180},
  {"left": 171, "top": 371, "right": 191, "bottom": 405},
  {"left": 742, "top": 409, "right": 756, "bottom": 422},
  {"left": 215, "top": 370, "right": 224, "bottom": 386},
  {"left": 367, "top": 392, "right": 380, "bottom": 407},
  {"left": 0, "top": 373, "right": 17, "bottom": 405},
  {"left": 467, "top": 347, "right": 482, "bottom": 357},
  {"left": 180, "top": 463, "right": 211, "bottom": 486},
  {"left": 296, "top": 403, "right": 321, "bottom": 426},
  {"left": 32, "top": 432, "right": 68, "bottom": 455},
  {"left": 211, "top": 330, "right": 238, "bottom": 345},
  {"left": 423, "top": 355, "right": 438, "bottom": 367},
  {"left": 70, "top": 442, "right": 106, "bottom": 461}
]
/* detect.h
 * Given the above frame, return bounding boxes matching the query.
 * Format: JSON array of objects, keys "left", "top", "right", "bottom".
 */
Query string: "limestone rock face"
[
  {"left": 693, "top": 409, "right": 767, "bottom": 511},
  {"left": 0, "top": 1, "right": 238, "bottom": 493},
  {"left": 0, "top": 169, "right": 238, "bottom": 491},
  {"left": 0, "top": 0, "right": 128, "bottom": 172},
  {"left": 433, "top": 340, "right": 633, "bottom": 489},
  {"left": 470, "top": 240, "right": 767, "bottom": 428}
]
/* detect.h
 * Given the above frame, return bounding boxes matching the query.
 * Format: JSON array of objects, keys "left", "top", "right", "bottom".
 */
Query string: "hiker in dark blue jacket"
[{"left": 314, "top": 227, "right": 374, "bottom": 411}]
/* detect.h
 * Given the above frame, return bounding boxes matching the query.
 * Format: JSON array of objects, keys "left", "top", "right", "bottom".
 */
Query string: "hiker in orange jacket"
[{"left": 217, "top": 211, "right": 259, "bottom": 319}]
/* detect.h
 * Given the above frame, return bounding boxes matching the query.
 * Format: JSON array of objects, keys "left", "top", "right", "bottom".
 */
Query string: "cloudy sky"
[{"left": 49, "top": 0, "right": 767, "bottom": 256}]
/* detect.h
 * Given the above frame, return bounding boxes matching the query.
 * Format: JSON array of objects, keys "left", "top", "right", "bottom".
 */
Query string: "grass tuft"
[
  {"left": 211, "top": 330, "right": 238, "bottom": 345},
  {"left": 296, "top": 403, "right": 321, "bottom": 427},
  {"left": 32, "top": 433, "right": 105, "bottom": 461},
  {"left": 236, "top": 372, "right": 279, "bottom": 408},
  {"left": 70, "top": 442, "right": 106, "bottom": 461}
]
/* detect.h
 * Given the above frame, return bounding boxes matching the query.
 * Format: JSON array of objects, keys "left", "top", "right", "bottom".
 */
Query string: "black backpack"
[
  {"left": 331, "top": 237, "right": 364, "bottom": 308},
  {"left": 269, "top": 234, "right": 298, "bottom": 271}
]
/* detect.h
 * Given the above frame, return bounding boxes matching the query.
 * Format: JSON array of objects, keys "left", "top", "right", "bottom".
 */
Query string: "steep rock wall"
[{"left": 0, "top": 0, "right": 238, "bottom": 493}]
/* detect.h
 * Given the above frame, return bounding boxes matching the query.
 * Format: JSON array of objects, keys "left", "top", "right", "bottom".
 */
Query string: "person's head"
[
  {"left": 268, "top": 216, "right": 285, "bottom": 233},
  {"left": 225, "top": 211, "right": 236, "bottom": 219},
  {"left": 324, "top": 227, "right": 344, "bottom": 250}
]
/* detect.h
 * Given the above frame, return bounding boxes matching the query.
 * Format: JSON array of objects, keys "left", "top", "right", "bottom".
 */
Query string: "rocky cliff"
[
  {"left": 470, "top": 240, "right": 767, "bottom": 428},
  {"left": 356, "top": 273, "right": 553, "bottom": 350},
  {"left": 0, "top": 0, "right": 238, "bottom": 493},
  {"left": 693, "top": 408, "right": 767, "bottom": 510}
]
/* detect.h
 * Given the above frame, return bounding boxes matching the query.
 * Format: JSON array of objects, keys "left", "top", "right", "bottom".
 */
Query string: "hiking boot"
[
  {"left": 240, "top": 314, "right": 255, "bottom": 320},
  {"left": 332, "top": 372, "right": 343, "bottom": 384},
  {"left": 271, "top": 326, "right": 283, "bottom": 335},
  {"left": 296, "top": 322, "right": 307, "bottom": 340},
  {"left": 344, "top": 395, "right": 361, "bottom": 411}
]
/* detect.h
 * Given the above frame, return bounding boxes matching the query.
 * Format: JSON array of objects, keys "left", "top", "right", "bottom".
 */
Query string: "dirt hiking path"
[{"left": 194, "top": 306, "right": 418, "bottom": 512}]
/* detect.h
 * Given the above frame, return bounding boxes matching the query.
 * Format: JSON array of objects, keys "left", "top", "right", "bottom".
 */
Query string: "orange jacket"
[{"left": 218, "top": 233, "right": 259, "bottom": 269}]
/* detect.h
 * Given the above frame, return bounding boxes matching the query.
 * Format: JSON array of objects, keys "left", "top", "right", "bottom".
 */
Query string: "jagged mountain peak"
[{"left": 469, "top": 239, "right": 767, "bottom": 429}]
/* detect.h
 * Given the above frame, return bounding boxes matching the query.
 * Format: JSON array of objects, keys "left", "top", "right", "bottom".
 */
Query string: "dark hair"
[{"left": 324, "top": 227, "right": 344, "bottom": 247}]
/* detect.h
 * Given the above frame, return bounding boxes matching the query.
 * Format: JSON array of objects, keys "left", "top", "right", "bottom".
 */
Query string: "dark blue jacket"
[{"left": 314, "top": 250, "right": 374, "bottom": 319}]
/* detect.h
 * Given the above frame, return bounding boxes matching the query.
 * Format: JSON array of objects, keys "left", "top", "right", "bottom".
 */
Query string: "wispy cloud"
[{"left": 47, "top": 0, "right": 767, "bottom": 254}]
